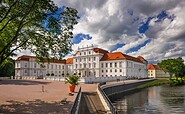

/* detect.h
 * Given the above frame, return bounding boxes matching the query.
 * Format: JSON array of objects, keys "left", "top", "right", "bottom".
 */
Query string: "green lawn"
[{"left": 137, "top": 78, "right": 170, "bottom": 89}]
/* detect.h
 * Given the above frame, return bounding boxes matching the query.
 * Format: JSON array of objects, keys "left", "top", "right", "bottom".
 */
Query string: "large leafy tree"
[
  {"left": 158, "top": 57, "right": 185, "bottom": 81},
  {"left": 158, "top": 59, "right": 175, "bottom": 79},
  {"left": 0, "top": 0, "right": 79, "bottom": 65}
]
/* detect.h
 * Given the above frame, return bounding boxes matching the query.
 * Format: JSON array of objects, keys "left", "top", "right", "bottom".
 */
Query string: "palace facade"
[{"left": 15, "top": 46, "right": 148, "bottom": 82}]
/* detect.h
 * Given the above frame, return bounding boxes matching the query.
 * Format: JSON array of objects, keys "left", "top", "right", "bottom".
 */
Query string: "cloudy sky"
[{"left": 19, "top": 0, "right": 185, "bottom": 64}]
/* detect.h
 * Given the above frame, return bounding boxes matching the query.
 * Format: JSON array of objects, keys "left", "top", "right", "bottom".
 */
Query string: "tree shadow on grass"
[
  {"left": 0, "top": 80, "right": 50, "bottom": 85},
  {"left": 0, "top": 99, "right": 73, "bottom": 114}
]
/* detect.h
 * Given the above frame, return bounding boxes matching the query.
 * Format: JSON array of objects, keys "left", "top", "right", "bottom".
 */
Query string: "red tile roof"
[
  {"left": 66, "top": 58, "right": 73, "bottom": 64},
  {"left": 74, "top": 52, "right": 78, "bottom": 56},
  {"left": 50, "top": 59, "right": 66, "bottom": 64},
  {"left": 148, "top": 64, "right": 160, "bottom": 70},
  {"left": 100, "top": 52, "right": 144, "bottom": 63},
  {"left": 93, "top": 48, "right": 109, "bottom": 54},
  {"left": 16, "top": 55, "right": 36, "bottom": 61},
  {"left": 137, "top": 56, "right": 146, "bottom": 62},
  {"left": 16, "top": 55, "right": 66, "bottom": 64}
]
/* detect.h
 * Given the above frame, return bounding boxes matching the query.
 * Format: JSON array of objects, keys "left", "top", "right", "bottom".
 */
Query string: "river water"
[{"left": 111, "top": 85, "right": 185, "bottom": 114}]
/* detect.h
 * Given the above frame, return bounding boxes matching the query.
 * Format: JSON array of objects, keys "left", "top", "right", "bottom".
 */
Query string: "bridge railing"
[
  {"left": 70, "top": 87, "right": 82, "bottom": 114},
  {"left": 98, "top": 84, "right": 117, "bottom": 114}
]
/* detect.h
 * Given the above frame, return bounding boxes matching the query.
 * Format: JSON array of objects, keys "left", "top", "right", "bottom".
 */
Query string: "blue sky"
[{"left": 17, "top": 0, "right": 185, "bottom": 64}]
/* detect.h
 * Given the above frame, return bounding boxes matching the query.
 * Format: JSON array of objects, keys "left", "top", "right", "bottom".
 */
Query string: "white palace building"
[{"left": 15, "top": 46, "right": 148, "bottom": 83}]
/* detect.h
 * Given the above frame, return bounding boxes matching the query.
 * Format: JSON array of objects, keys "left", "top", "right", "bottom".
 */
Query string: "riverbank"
[
  {"left": 137, "top": 78, "right": 185, "bottom": 89},
  {"left": 137, "top": 78, "right": 170, "bottom": 89}
]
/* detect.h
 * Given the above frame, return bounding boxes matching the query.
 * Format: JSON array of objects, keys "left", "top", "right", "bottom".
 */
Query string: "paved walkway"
[
  {"left": 0, "top": 79, "right": 101, "bottom": 114},
  {"left": 0, "top": 79, "right": 79, "bottom": 114}
]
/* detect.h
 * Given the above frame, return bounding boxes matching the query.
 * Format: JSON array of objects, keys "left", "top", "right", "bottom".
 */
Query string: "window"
[
  {"left": 51, "top": 65, "right": 53, "bottom": 69},
  {"left": 76, "top": 59, "right": 77, "bottom": 62},
  {"left": 55, "top": 65, "right": 57, "bottom": 69},
  {"left": 59, "top": 71, "right": 61, "bottom": 73},
  {"left": 89, "top": 51, "right": 91, "bottom": 54},
  {"left": 84, "top": 63, "right": 86, "bottom": 68},
  {"left": 120, "top": 69, "right": 122, "bottom": 72},
  {"left": 106, "top": 70, "right": 108, "bottom": 72},
  {"left": 106, "top": 63, "right": 108, "bottom": 67},
  {"left": 110, "top": 69, "right": 112, "bottom": 72},
  {"left": 59, "top": 65, "right": 61, "bottom": 69},
  {"left": 93, "top": 63, "right": 96, "bottom": 68},
  {"left": 84, "top": 58, "right": 86, "bottom": 62},
  {"left": 101, "top": 63, "right": 103, "bottom": 68},
  {"left": 80, "top": 52, "right": 81, "bottom": 55},
  {"left": 115, "top": 62, "right": 117, "bottom": 67},
  {"left": 94, "top": 57, "right": 96, "bottom": 61},
  {"left": 110, "top": 63, "right": 112, "bottom": 67},
  {"left": 102, "top": 70, "right": 104, "bottom": 73},
  {"left": 34, "top": 63, "right": 37, "bottom": 68},
  {"left": 89, "top": 63, "right": 91, "bottom": 68},
  {"left": 47, "top": 64, "right": 49, "bottom": 69},
  {"left": 80, "top": 58, "right": 82, "bottom": 62},
  {"left": 34, "top": 70, "right": 36, "bottom": 73},
  {"left": 75, "top": 64, "right": 77, "bottom": 68},
  {"left": 94, "top": 71, "right": 96, "bottom": 75},
  {"left": 25, "top": 63, "right": 27, "bottom": 67},
  {"left": 25, "top": 70, "right": 27, "bottom": 73},
  {"left": 119, "top": 62, "right": 122, "bottom": 67},
  {"left": 89, "top": 72, "right": 91, "bottom": 75},
  {"left": 80, "top": 64, "right": 82, "bottom": 68},
  {"left": 115, "top": 69, "right": 117, "bottom": 72},
  {"left": 89, "top": 57, "right": 91, "bottom": 61},
  {"left": 62, "top": 65, "right": 64, "bottom": 69},
  {"left": 84, "top": 52, "right": 86, "bottom": 55},
  {"left": 102, "top": 75, "right": 104, "bottom": 77},
  {"left": 115, "top": 75, "right": 117, "bottom": 77}
]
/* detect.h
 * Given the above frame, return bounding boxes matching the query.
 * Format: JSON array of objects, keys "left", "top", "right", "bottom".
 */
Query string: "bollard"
[{"left": 42, "top": 85, "right": 44, "bottom": 92}]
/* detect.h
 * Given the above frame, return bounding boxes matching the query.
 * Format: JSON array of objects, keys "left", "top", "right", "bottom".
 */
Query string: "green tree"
[
  {"left": 158, "top": 59, "right": 174, "bottom": 79},
  {"left": 0, "top": 0, "right": 79, "bottom": 65},
  {"left": 0, "top": 58, "right": 15, "bottom": 77},
  {"left": 173, "top": 58, "right": 185, "bottom": 82},
  {"left": 158, "top": 57, "right": 185, "bottom": 85}
]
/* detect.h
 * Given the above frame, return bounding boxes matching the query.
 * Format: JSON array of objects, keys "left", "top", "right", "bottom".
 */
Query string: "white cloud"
[
  {"left": 53, "top": 0, "right": 185, "bottom": 63},
  {"left": 16, "top": 0, "right": 185, "bottom": 63}
]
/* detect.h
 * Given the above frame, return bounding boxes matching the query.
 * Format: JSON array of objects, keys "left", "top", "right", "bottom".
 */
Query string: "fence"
[
  {"left": 70, "top": 87, "right": 82, "bottom": 114},
  {"left": 98, "top": 84, "right": 117, "bottom": 114}
]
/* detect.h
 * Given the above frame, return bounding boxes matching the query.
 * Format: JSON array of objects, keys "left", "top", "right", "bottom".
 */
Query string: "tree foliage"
[
  {"left": 0, "top": 0, "right": 79, "bottom": 65},
  {"left": 158, "top": 57, "right": 185, "bottom": 85},
  {"left": 0, "top": 58, "right": 15, "bottom": 77}
]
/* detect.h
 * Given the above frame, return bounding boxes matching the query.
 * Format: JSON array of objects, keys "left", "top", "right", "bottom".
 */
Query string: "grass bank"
[{"left": 137, "top": 78, "right": 170, "bottom": 89}]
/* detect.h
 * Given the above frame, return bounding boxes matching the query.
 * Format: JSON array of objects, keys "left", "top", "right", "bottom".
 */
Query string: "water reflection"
[{"left": 111, "top": 85, "right": 185, "bottom": 114}]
